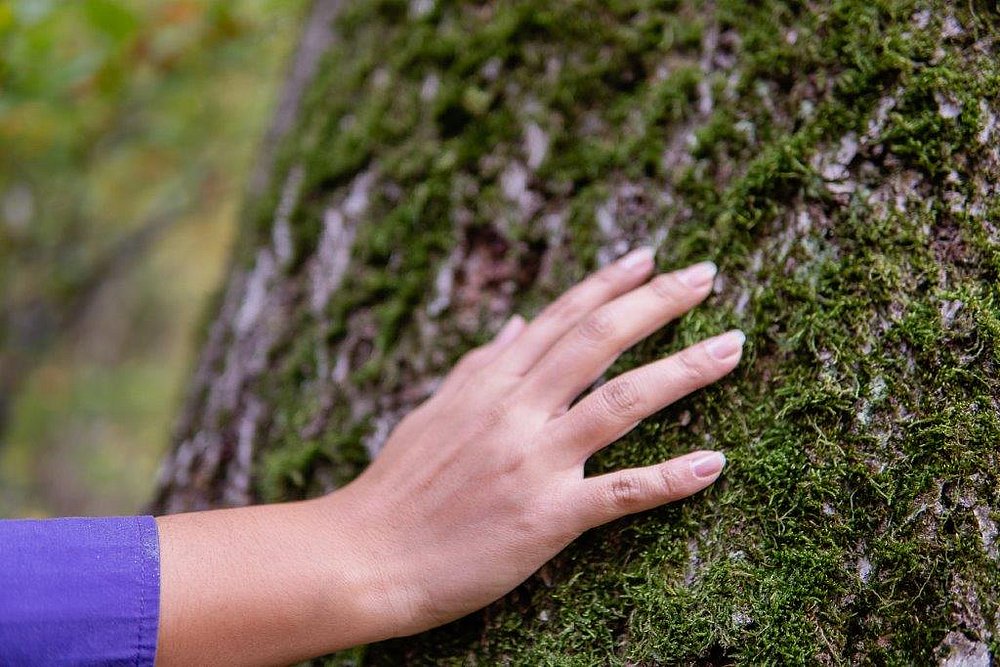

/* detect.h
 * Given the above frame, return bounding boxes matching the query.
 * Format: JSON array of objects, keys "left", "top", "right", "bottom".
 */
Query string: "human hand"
[
  {"left": 155, "top": 247, "right": 744, "bottom": 666},
  {"left": 333, "top": 245, "right": 744, "bottom": 636}
]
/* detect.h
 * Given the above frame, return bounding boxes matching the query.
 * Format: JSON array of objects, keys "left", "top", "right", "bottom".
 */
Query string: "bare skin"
[{"left": 155, "top": 246, "right": 745, "bottom": 666}]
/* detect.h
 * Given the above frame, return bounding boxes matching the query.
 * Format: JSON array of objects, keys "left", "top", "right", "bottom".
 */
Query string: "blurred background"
[{"left": 0, "top": 0, "right": 307, "bottom": 517}]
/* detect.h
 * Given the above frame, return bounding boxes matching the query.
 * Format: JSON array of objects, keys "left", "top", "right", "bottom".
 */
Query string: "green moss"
[{"left": 218, "top": 0, "right": 1000, "bottom": 662}]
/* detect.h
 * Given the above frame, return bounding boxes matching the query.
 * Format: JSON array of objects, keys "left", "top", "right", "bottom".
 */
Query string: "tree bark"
[{"left": 152, "top": 0, "right": 1000, "bottom": 663}]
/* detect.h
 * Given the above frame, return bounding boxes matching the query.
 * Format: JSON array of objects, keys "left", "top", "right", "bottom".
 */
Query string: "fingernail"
[
  {"left": 618, "top": 246, "right": 655, "bottom": 271},
  {"left": 675, "top": 261, "right": 718, "bottom": 288},
  {"left": 706, "top": 330, "right": 746, "bottom": 360},
  {"left": 690, "top": 452, "right": 726, "bottom": 479},
  {"left": 494, "top": 314, "right": 525, "bottom": 346}
]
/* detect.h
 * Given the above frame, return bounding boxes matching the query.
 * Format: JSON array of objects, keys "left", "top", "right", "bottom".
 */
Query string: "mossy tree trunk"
[{"left": 152, "top": 0, "right": 1000, "bottom": 663}]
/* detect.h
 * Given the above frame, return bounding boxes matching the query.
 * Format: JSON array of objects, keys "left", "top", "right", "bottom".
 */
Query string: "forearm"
[{"left": 154, "top": 490, "right": 402, "bottom": 666}]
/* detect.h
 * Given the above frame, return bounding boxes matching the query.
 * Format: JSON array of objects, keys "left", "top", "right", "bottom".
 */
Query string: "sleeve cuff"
[{"left": 0, "top": 514, "right": 161, "bottom": 666}]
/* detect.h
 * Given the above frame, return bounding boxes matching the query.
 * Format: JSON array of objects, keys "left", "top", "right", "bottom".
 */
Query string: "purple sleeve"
[{"left": 0, "top": 515, "right": 160, "bottom": 666}]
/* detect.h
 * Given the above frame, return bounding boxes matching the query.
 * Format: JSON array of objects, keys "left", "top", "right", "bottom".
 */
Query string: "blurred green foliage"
[{"left": 0, "top": 0, "right": 307, "bottom": 515}]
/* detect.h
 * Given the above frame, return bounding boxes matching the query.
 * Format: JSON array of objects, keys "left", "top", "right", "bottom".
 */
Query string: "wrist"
[
  {"left": 306, "top": 481, "right": 423, "bottom": 647},
  {"left": 157, "top": 495, "right": 407, "bottom": 665}
]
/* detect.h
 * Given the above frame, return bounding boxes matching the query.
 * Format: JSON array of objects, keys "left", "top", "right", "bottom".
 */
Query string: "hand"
[
  {"left": 155, "top": 247, "right": 744, "bottom": 666},
  {"left": 333, "top": 245, "right": 743, "bottom": 634}
]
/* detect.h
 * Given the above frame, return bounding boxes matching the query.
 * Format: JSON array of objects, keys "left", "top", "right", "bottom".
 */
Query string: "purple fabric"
[{"left": 0, "top": 515, "right": 160, "bottom": 666}]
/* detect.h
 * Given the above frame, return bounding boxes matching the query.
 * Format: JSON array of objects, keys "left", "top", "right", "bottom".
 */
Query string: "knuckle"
[
  {"left": 658, "top": 464, "right": 682, "bottom": 499},
  {"left": 674, "top": 348, "right": 710, "bottom": 384},
  {"left": 495, "top": 443, "right": 529, "bottom": 477},
  {"left": 607, "top": 473, "right": 647, "bottom": 510},
  {"left": 578, "top": 310, "right": 616, "bottom": 344},
  {"left": 544, "top": 290, "right": 586, "bottom": 322},
  {"left": 599, "top": 377, "right": 643, "bottom": 418},
  {"left": 512, "top": 504, "right": 542, "bottom": 536},
  {"left": 649, "top": 273, "right": 684, "bottom": 302},
  {"left": 479, "top": 401, "right": 511, "bottom": 430}
]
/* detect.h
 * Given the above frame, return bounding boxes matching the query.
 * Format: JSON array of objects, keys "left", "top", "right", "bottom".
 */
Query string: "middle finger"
[{"left": 523, "top": 261, "right": 718, "bottom": 413}]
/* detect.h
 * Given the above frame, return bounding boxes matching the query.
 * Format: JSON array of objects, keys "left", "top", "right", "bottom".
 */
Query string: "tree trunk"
[{"left": 152, "top": 0, "right": 1000, "bottom": 663}]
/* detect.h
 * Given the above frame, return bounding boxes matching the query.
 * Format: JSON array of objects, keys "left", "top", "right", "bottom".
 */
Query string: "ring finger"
[{"left": 542, "top": 329, "right": 745, "bottom": 466}]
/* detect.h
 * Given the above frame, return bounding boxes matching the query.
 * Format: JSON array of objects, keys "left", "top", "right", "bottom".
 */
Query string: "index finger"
[{"left": 496, "top": 246, "right": 656, "bottom": 376}]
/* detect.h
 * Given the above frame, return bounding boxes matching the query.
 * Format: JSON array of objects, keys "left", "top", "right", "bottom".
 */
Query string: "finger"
[
  {"left": 573, "top": 450, "right": 725, "bottom": 529},
  {"left": 435, "top": 315, "right": 526, "bottom": 398},
  {"left": 524, "top": 261, "right": 718, "bottom": 412},
  {"left": 544, "top": 330, "right": 745, "bottom": 465},
  {"left": 479, "top": 314, "right": 526, "bottom": 361},
  {"left": 495, "top": 246, "right": 656, "bottom": 376}
]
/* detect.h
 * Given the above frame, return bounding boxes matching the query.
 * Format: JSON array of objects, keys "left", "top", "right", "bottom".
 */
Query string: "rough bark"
[{"left": 153, "top": 0, "right": 1000, "bottom": 664}]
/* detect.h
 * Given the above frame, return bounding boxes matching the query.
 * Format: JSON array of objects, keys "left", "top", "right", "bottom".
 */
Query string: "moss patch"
[{"left": 182, "top": 0, "right": 1000, "bottom": 662}]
